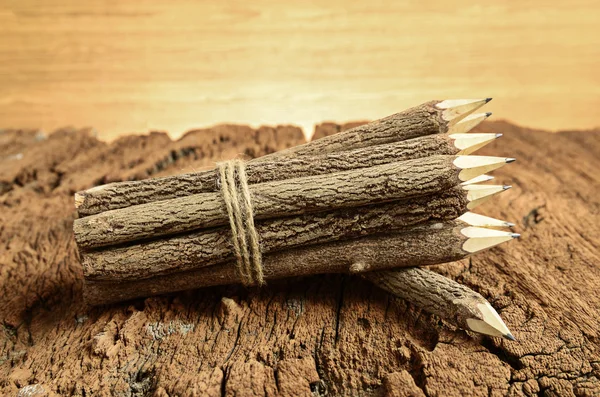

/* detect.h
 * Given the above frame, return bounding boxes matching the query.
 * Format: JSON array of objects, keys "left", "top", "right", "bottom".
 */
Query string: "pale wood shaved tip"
[
  {"left": 74, "top": 193, "right": 85, "bottom": 208},
  {"left": 435, "top": 99, "right": 488, "bottom": 109},
  {"left": 450, "top": 133, "right": 500, "bottom": 155},
  {"left": 453, "top": 156, "right": 513, "bottom": 181},
  {"left": 446, "top": 112, "right": 491, "bottom": 134},
  {"left": 463, "top": 185, "right": 510, "bottom": 209},
  {"left": 86, "top": 184, "right": 113, "bottom": 193},
  {"left": 460, "top": 227, "right": 515, "bottom": 238},
  {"left": 462, "top": 234, "right": 514, "bottom": 252},
  {"left": 460, "top": 174, "right": 494, "bottom": 185},
  {"left": 435, "top": 99, "right": 490, "bottom": 125},
  {"left": 466, "top": 302, "right": 513, "bottom": 339},
  {"left": 457, "top": 212, "right": 514, "bottom": 228},
  {"left": 462, "top": 184, "right": 506, "bottom": 191}
]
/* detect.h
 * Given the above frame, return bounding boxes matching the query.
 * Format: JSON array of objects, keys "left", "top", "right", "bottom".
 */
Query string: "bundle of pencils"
[{"left": 74, "top": 98, "right": 517, "bottom": 340}]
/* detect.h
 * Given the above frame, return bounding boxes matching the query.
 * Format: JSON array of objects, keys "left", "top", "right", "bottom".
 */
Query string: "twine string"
[{"left": 217, "top": 159, "right": 264, "bottom": 286}]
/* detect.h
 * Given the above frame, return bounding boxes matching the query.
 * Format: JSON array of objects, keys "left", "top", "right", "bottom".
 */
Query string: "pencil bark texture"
[
  {"left": 257, "top": 100, "right": 445, "bottom": 160},
  {"left": 2, "top": 123, "right": 599, "bottom": 396},
  {"left": 83, "top": 223, "right": 468, "bottom": 305},
  {"left": 82, "top": 188, "right": 468, "bottom": 281},
  {"left": 73, "top": 155, "right": 461, "bottom": 249}
]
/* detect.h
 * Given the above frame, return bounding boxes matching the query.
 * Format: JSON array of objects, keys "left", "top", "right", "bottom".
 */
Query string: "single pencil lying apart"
[
  {"left": 75, "top": 98, "right": 518, "bottom": 340},
  {"left": 364, "top": 267, "right": 515, "bottom": 340}
]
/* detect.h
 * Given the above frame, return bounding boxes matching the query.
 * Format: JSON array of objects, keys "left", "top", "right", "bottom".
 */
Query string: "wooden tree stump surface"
[{"left": 0, "top": 121, "right": 598, "bottom": 396}]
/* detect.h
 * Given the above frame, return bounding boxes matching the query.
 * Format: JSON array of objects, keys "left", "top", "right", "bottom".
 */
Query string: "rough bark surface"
[
  {"left": 83, "top": 187, "right": 468, "bottom": 281},
  {"left": 76, "top": 133, "right": 460, "bottom": 216},
  {"left": 257, "top": 101, "right": 445, "bottom": 161},
  {"left": 1, "top": 121, "right": 599, "bottom": 396},
  {"left": 84, "top": 222, "right": 469, "bottom": 305},
  {"left": 74, "top": 155, "right": 461, "bottom": 249}
]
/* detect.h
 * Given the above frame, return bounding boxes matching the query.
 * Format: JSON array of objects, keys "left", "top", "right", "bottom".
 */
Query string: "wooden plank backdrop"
[{"left": 1, "top": 0, "right": 599, "bottom": 140}]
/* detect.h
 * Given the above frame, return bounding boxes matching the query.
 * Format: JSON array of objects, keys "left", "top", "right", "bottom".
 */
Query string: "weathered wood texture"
[
  {"left": 74, "top": 155, "right": 461, "bottom": 249},
  {"left": 76, "top": 132, "right": 460, "bottom": 216},
  {"left": 83, "top": 188, "right": 468, "bottom": 281},
  {"left": 1, "top": 121, "right": 599, "bottom": 396}
]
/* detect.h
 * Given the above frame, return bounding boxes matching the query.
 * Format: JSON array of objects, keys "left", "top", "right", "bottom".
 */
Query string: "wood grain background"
[{"left": 1, "top": 0, "right": 599, "bottom": 140}]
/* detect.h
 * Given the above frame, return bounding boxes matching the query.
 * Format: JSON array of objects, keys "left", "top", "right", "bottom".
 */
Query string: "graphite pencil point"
[
  {"left": 485, "top": 98, "right": 493, "bottom": 103},
  {"left": 503, "top": 185, "right": 512, "bottom": 190},
  {"left": 466, "top": 302, "right": 514, "bottom": 340},
  {"left": 506, "top": 158, "right": 517, "bottom": 163},
  {"left": 454, "top": 156, "right": 515, "bottom": 181},
  {"left": 461, "top": 227, "right": 519, "bottom": 252},
  {"left": 506, "top": 222, "right": 516, "bottom": 227},
  {"left": 447, "top": 112, "right": 491, "bottom": 134},
  {"left": 511, "top": 233, "right": 521, "bottom": 238},
  {"left": 486, "top": 112, "right": 492, "bottom": 117},
  {"left": 436, "top": 99, "right": 491, "bottom": 126},
  {"left": 496, "top": 133, "right": 503, "bottom": 138},
  {"left": 503, "top": 333, "right": 517, "bottom": 341}
]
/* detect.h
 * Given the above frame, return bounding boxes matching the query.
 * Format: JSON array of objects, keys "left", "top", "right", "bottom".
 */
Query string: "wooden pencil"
[
  {"left": 259, "top": 99, "right": 491, "bottom": 160},
  {"left": 364, "top": 267, "right": 515, "bottom": 340}
]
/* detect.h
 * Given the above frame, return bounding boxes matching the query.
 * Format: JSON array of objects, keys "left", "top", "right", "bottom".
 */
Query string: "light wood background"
[{"left": 1, "top": 0, "right": 599, "bottom": 140}]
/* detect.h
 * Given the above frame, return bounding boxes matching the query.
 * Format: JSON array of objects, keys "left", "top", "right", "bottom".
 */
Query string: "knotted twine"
[{"left": 217, "top": 159, "right": 264, "bottom": 286}]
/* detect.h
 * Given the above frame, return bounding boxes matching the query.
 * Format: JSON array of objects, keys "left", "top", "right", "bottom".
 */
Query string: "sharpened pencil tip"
[
  {"left": 467, "top": 302, "right": 514, "bottom": 339},
  {"left": 455, "top": 156, "right": 517, "bottom": 182},
  {"left": 458, "top": 212, "right": 516, "bottom": 228},
  {"left": 511, "top": 233, "right": 521, "bottom": 238},
  {"left": 506, "top": 158, "right": 517, "bottom": 163},
  {"left": 495, "top": 133, "right": 503, "bottom": 138},
  {"left": 505, "top": 222, "right": 516, "bottom": 227},
  {"left": 503, "top": 333, "right": 516, "bottom": 341},
  {"left": 485, "top": 112, "right": 492, "bottom": 117},
  {"left": 452, "top": 133, "right": 501, "bottom": 155},
  {"left": 447, "top": 112, "right": 492, "bottom": 134},
  {"left": 503, "top": 185, "right": 512, "bottom": 190},
  {"left": 437, "top": 99, "right": 492, "bottom": 126},
  {"left": 485, "top": 98, "right": 492, "bottom": 103}
]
